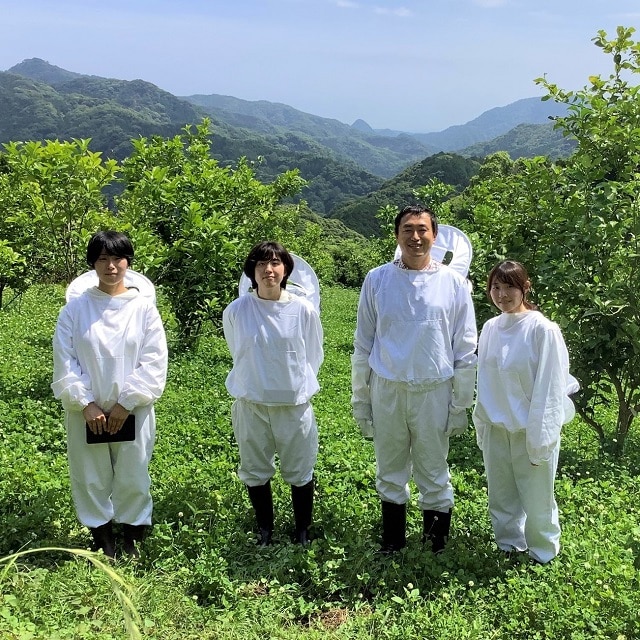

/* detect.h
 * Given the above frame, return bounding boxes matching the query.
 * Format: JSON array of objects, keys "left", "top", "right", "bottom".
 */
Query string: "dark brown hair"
[
  {"left": 486, "top": 260, "right": 537, "bottom": 310},
  {"left": 243, "top": 241, "right": 294, "bottom": 291}
]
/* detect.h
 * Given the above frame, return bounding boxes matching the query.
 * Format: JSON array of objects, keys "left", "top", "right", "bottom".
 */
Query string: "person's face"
[
  {"left": 395, "top": 212, "right": 437, "bottom": 264},
  {"left": 489, "top": 279, "right": 530, "bottom": 314},
  {"left": 254, "top": 256, "right": 286, "bottom": 296},
  {"left": 94, "top": 251, "right": 128, "bottom": 292}
]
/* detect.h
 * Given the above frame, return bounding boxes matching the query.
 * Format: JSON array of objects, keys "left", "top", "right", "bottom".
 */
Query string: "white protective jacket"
[
  {"left": 351, "top": 261, "right": 477, "bottom": 422},
  {"left": 473, "top": 310, "right": 578, "bottom": 465},
  {"left": 52, "top": 287, "right": 168, "bottom": 415},
  {"left": 223, "top": 290, "right": 324, "bottom": 406}
]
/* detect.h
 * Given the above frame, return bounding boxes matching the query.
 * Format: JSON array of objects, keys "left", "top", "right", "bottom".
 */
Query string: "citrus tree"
[
  {"left": 0, "top": 139, "right": 117, "bottom": 286},
  {"left": 117, "top": 120, "right": 306, "bottom": 348},
  {"left": 453, "top": 27, "right": 640, "bottom": 454},
  {"left": 534, "top": 26, "right": 640, "bottom": 454}
]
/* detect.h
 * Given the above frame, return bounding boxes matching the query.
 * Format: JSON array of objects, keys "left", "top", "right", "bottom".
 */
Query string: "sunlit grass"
[{"left": 0, "top": 285, "right": 638, "bottom": 639}]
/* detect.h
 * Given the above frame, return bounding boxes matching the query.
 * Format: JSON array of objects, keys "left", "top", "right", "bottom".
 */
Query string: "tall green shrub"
[{"left": 118, "top": 120, "right": 306, "bottom": 348}]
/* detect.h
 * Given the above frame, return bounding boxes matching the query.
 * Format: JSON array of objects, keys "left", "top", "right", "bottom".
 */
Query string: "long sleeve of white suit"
[
  {"left": 525, "top": 324, "right": 570, "bottom": 465},
  {"left": 117, "top": 306, "right": 168, "bottom": 411},
  {"left": 351, "top": 273, "right": 376, "bottom": 421},
  {"left": 450, "top": 279, "right": 478, "bottom": 411},
  {"left": 51, "top": 304, "right": 96, "bottom": 412}
]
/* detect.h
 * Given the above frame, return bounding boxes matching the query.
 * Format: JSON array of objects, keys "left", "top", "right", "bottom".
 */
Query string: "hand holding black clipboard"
[{"left": 86, "top": 414, "right": 136, "bottom": 444}]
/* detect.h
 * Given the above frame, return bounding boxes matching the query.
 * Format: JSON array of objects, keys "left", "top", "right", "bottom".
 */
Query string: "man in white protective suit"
[
  {"left": 223, "top": 241, "right": 324, "bottom": 547},
  {"left": 351, "top": 205, "right": 477, "bottom": 553}
]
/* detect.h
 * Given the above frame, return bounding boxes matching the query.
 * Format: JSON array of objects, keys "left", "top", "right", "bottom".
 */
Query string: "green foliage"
[
  {"left": 459, "top": 122, "right": 577, "bottom": 160},
  {"left": 0, "top": 137, "right": 118, "bottom": 286},
  {"left": 183, "top": 93, "right": 433, "bottom": 178},
  {"left": 1, "top": 285, "right": 639, "bottom": 639},
  {"left": 0, "top": 238, "right": 26, "bottom": 308},
  {"left": 454, "top": 26, "right": 640, "bottom": 454},
  {"left": 118, "top": 120, "right": 306, "bottom": 348},
  {"left": 328, "top": 239, "right": 382, "bottom": 288},
  {"left": 1, "top": 547, "right": 143, "bottom": 639},
  {"left": 330, "top": 153, "right": 481, "bottom": 236},
  {"left": 0, "top": 65, "right": 397, "bottom": 216}
]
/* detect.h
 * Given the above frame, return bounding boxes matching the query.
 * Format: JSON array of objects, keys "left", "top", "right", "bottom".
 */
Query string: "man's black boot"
[
  {"left": 291, "top": 479, "right": 314, "bottom": 545},
  {"left": 380, "top": 501, "right": 407, "bottom": 553}
]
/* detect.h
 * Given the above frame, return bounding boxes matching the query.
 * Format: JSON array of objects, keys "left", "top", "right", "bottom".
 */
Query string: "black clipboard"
[{"left": 86, "top": 414, "right": 136, "bottom": 444}]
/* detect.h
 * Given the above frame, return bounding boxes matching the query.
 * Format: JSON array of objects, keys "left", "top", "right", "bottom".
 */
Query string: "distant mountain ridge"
[
  {"left": 1, "top": 57, "right": 574, "bottom": 229},
  {"left": 8, "top": 57, "right": 87, "bottom": 85},
  {"left": 4, "top": 58, "right": 571, "bottom": 165},
  {"left": 181, "top": 91, "right": 568, "bottom": 160},
  {"left": 409, "top": 97, "right": 568, "bottom": 150}
]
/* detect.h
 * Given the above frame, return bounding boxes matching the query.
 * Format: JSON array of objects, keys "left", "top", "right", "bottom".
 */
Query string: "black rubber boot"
[
  {"left": 247, "top": 481, "right": 274, "bottom": 546},
  {"left": 89, "top": 521, "right": 116, "bottom": 558},
  {"left": 291, "top": 479, "right": 314, "bottom": 545},
  {"left": 380, "top": 501, "right": 407, "bottom": 553},
  {"left": 122, "top": 524, "right": 147, "bottom": 557},
  {"left": 423, "top": 509, "right": 452, "bottom": 553}
]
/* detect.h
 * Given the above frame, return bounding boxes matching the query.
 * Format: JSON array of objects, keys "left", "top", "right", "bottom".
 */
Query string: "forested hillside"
[
  {"left": 410, "top": 96, "right": 569, "bottom": 150},
  {"left": 330, "top": 153, "right": 482, "bottom": 236},
  {"left": 0, "top": 71, "right": 203, "bottom": 159},
  {"left": 2, "top": 58, "right": 575, "bottom": 224},
  {"left": 184, "top": 93, "right": 434, "bottom": 177},
  {"left": 459, "top": 122, "right": 577, "bottom": 159}
]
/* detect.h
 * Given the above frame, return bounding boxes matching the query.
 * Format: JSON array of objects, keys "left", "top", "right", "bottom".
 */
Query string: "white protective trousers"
[
  {"left": 66, "top": 408, "right": 156, "bottom": 528},
  {"left": 371, "top": 373, "right": 453, "bottom": 510},
  {"left": 232, "top": 399, "right": 318, "bottom": 487},
  {"left": 482, "top": 425, "right": 560, "bottom": 563}
]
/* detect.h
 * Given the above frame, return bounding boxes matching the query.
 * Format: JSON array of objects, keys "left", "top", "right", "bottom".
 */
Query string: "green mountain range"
[{"left": 1, "top": 57, "right": 574, "bottom": 233}]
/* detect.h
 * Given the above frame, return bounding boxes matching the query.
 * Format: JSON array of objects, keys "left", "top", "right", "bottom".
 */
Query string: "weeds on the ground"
[{"left": 0, "top": 286, "right": 639, "bottom": 639}]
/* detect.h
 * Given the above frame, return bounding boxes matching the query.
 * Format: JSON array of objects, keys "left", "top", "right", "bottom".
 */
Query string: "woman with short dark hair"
[
  {"left": 223, "top": 241, "right": 324, "bottom": 546},
  {"left": 52, "top": 230, "right": 168, "bottom": 558}
]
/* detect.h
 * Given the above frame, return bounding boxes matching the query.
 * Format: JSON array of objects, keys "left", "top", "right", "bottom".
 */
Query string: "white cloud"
[
  {"left": 335, "top": 1, "right": 360, "bottom": 8},
  {"left": 373, "top": 6, "right": 412, "bottom": 17}
]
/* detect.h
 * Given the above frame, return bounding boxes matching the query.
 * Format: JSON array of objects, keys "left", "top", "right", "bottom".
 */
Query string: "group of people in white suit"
[{"left": 51, "top": 209, "right": 577, "bottom": 564}]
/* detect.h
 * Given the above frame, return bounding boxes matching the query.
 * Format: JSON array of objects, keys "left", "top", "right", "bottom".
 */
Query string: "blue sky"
[{"left": 1, "top": 0, "right": 638, "bottom": 132}]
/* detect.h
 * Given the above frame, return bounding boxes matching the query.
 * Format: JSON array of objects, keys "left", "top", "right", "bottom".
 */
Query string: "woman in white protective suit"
[
  {"left": 52, "top": 231, "right": 168, "bottom": 558},
  {"left": 473, "top": 260, "right": 578, "bottom": 564},
  {"left": 223, "top": 241, "right": 323, "bottom": 546}
]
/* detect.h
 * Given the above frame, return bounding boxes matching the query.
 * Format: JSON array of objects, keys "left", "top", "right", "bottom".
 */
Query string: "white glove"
[
  {"left": 355, "top": 418, "right": 374, "bottom": 440},
  {"left": 445, "top": 407, "right": 468, "bottom": 436}
]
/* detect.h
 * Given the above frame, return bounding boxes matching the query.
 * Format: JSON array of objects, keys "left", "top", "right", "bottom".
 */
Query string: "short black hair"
[
  {"left": 86, "top": 231, "right": 134, "bottom": 267},
  {"left": 243, "top": 241, "right": 294, "bottom": 291},
  {"left": 394, "top": 205, "right": 438, "bottom": 237}
]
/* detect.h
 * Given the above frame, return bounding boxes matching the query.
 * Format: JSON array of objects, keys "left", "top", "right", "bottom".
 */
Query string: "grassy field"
[{"left": 1, "top": 284, "right": 639, "bottom": 639}]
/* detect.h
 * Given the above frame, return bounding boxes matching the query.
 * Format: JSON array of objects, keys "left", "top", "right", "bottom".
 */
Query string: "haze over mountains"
[{"left": 0, "top": 58, "right": 575, "bottom": 232}]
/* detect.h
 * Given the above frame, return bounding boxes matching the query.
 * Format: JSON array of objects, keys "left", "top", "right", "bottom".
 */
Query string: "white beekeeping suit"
[
  {"left": 52, "top": 271, "right": 167, "bottom": 530},
  {"left": 473, "top": 310, "right": 578, "bottom": 564},
  {"left": 351, "top": 209, "right": 477, "bottom": 555},
  {"left": 223, "top": 289, "right": 323, "bottom": 484},
  {"left": 223, "top": 244, "right": 323, "bottom": 547}
]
